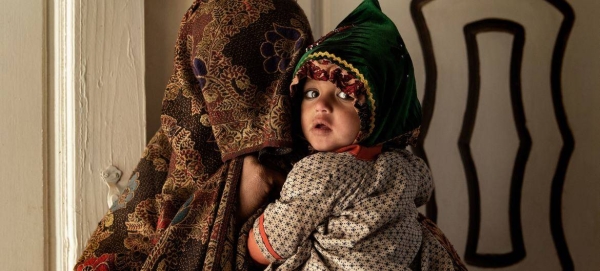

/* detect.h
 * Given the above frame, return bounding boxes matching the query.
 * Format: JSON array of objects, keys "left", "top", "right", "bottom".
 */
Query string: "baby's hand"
[{"left": 238, "top": 155, "right": 285, "bottom": 222}]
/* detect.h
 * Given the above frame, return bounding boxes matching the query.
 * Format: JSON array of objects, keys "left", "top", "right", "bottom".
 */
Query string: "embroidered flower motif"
[
  {"left": 142, "top": 132, "right": 171, "bottom": 172},
  {"left": 109, "top": 173, "right": 140, "bottom": 212},
  {"left": 104, "top": 213, "right": 114, "bottom": 227},
  {"left": 261, "top": 24, "right": 305, "bottom": 74},
  {"left": 76, "top": 253, "right": 115, "bottom": 271},
  {"left": 294, "top": 59, "right": 365, "bottom": 98},
  {"left": 193, "top": 58, "right": 208, "bottom": 90},
  {"left": 330, "top": 66, "right": 365, "bottom": 96},
  {"left": 124, "top": 198, "right": 160, "bottom": 251}
]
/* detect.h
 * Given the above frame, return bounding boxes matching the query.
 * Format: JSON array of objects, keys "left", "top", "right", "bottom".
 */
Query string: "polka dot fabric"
[{"left": 253, "top": 150, "right": 460, "bottom": 270}]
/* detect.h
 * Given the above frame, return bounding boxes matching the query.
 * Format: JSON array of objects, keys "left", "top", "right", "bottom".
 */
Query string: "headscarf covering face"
[{"left": 291, "top": 0, "right": 421, "bottom": 148}]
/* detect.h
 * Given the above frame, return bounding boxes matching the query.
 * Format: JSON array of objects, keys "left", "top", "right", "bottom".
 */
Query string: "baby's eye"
[
  {"left": 304, "top": 89, "right": 319, "bottom": 99},
  {"left": 337, "top": 91, "right": 353, "bottom": 101}
]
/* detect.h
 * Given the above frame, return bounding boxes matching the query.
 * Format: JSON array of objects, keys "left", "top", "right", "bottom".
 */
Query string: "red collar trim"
[{"left": 335, "top": 144, "right": 382, "bottom": 161}]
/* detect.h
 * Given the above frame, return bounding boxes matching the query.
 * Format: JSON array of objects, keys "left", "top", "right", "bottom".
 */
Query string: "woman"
[{"left": 75, "top": 0, "right": 313, "bottom": 270}]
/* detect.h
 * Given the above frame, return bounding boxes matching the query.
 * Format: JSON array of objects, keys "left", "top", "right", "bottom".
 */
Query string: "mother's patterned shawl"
[{"left": 75, "top": 0, "right": 313, "bottom": 270}]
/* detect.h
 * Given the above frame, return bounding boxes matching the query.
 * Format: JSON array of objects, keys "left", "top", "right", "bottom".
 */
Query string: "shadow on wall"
[{"left": 145, "top": 0, "right": 193, "bottom": 142}]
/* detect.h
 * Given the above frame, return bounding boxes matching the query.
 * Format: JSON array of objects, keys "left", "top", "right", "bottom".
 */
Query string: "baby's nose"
[{"left": 314, "top": 95, "right": 334, "bottom": 112}]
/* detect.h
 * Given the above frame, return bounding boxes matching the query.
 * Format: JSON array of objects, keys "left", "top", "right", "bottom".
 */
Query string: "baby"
[{"left": 247, "top": 0, "right": 465, "bottom": 270}]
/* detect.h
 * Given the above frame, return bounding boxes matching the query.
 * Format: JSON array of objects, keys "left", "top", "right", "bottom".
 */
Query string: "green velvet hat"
[{"left": 291, "top": 0, "right": 421, "bottom": 147}]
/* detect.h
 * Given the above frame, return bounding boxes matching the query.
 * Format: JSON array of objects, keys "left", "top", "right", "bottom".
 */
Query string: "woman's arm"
[{"left": 238, "top": 155, "right": 285, "bottom": 222}]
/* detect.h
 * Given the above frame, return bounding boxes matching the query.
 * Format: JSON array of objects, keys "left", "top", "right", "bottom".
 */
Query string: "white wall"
[
  {"left": 71, "top": 0, "right": 147, "bottom": 257},
  {"left": 0, "top": 0, "right": 47, "bottom": 270},
  {"left": 61, "top": 0, "right": 149, "bottom": 268}
]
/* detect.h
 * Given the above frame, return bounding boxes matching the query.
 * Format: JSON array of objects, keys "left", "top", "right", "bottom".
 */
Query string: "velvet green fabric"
[{"left": 293, "top": 0, "right": 421, "bottom": 147}]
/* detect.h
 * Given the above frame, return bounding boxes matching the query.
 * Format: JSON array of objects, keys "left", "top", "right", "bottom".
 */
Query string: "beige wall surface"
[
  {"left": 562, "top": 0, "right": 600, "bottom": 266},
  {"left": 0, "top": 0, "right": 46, "bottom": 270},
  {"left": 145, "top": 0, "right": 193, "bottom": 142}
]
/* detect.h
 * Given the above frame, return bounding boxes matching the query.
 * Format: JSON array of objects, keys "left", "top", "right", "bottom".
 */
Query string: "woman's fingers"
[
  {"left": 239, "top": 155, "right": 271, "bottom": 221},
  {"left": 239, "top": 155, "right": 289, "bottom": 221}
]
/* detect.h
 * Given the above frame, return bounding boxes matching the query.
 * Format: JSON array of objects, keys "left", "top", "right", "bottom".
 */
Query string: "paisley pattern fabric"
[{"left": 75, "top": 0, "right": 312, "bottom": 270}]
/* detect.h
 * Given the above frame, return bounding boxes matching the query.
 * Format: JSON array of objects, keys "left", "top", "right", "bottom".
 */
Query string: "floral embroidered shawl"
[{"left": 75, "top": 0, "right": 313, "bottom": 270}]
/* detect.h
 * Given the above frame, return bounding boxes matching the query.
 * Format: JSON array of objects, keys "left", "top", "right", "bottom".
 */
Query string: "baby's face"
[{"left": 301, "top": 78, "right": 361, "bottom": 152}]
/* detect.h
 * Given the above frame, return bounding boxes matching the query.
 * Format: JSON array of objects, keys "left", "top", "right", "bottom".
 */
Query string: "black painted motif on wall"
[{"left": 410, "top": 0, "right": 575, "bottom": 269}]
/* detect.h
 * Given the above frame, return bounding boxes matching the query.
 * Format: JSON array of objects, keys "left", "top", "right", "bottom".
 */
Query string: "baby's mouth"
[{"left": 313, "top": 123, "right": 331, "bottom": 132}]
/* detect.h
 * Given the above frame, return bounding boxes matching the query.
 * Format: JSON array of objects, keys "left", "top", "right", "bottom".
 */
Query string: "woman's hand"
[{"left": 238, "top": 155, "right": 285, "bottom": 222}]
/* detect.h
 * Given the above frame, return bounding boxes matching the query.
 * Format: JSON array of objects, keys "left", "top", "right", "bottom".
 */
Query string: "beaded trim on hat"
[{"left": 305, "top": 25, "right": 354, "bottom": 52}]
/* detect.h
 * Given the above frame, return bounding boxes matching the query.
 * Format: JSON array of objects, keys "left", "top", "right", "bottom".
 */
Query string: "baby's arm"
[
  {"left": 248, "top": 223, "right": 271, "bottom": 265},
  {"left": 247, "top": 153, "right": 344, "bottom": 265}
]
